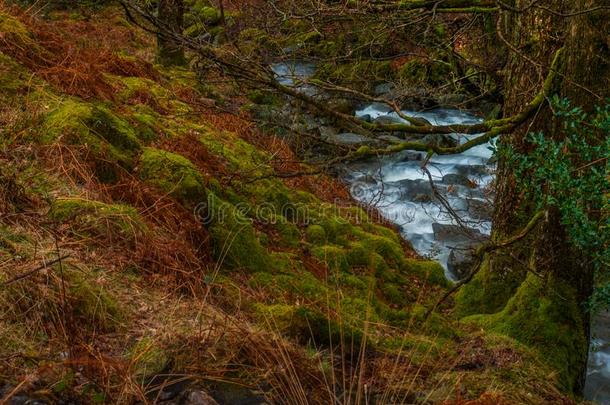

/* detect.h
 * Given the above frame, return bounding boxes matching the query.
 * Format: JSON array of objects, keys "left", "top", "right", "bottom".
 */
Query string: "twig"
[{"left": 2, "top": 255, "right": 70, "bottom": 286}]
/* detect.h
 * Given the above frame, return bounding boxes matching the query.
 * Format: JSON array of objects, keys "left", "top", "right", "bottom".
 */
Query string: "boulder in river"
[
  {"left": 448, "top": 247, "right": 476, "bottom": 280},
  {"left": 394, "top": 179, "right": 434, "bottom": 201},
  {"left": 378, "top": 134, "right": 403, "bottom": 143},
  {"left": 442, "top": 173, "right": 476, "bottom": 188},
  {"left": 329, "top": 132, "right": 373, "bottom": 146},
  {"left": 374, "top": 82, "right": 395, "bottom": 96},
  {"left": 432, "top": 223, "right": 487, "bottom": 246},
  {"left": 466, "top": 198, "right": 493, "bottom": 221},
  {"left": 456, "top": 164, "right": 490, "bottom": 177},
  {"left": 373, "top": 115, "right": 404, "bottom": 125},
  {"left": 422, "top": 134, "right": 458, "bottom": 148}
]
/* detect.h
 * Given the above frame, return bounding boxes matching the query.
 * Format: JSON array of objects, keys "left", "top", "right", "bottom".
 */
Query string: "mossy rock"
[
  {"left": 398, "top": 59, "right": 453, "bottom": 86},
  {"left": 127, "top": 337, "right": 169, "bottom": 381},
  {"left": 42, "top": 100, "right": 142, "bottom": 182},
  {"left": 255, "top": 304, "right": 364, "bottom": 348},
  {"left": 138, "top": 147, "right": 206, "bottom": 205},
  {"left": 317, "top": 216, "right": 354, "bottom": 245},
  {"left": 311, "top": 244, "right": 349, "bottom": 272},
  {"left": 462, "top": 273, "right": 587, "bottom": 391},
  {"left": 314, "top": 60, "right": 393, "bottom": 89},
  {"left": 49, "top": 197, "right": 147, "bottom": 243},
  {"left": 455, "top": 256, "right": 526, "bottom": 317},
  {"left": 404, "top": 259, "right": 450, "bottom": 288},
  {"left": 249, "top": 271, "right": 327, "bottom": 301},
  {"left": 208, "top": 194, "right": 273, "bottom": 273},
  {"left": 305, "top": 224, "right": 326, "bottom": 244},
  {"left": 271, "top": 216, "right": 301, "bottom": 248},
  {"left": 67, "top": 268, "right": 124, "bottom": 331}
]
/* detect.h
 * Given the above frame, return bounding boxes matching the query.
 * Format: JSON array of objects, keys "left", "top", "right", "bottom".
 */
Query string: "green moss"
[
  {"left": 455, "top": 256, "right": 526, "bottom": 317},
  {"left": 311, "top": 245, "right": 349, "bottom": 272},
  {"left": 411, "top": 303, "right": 456, "bottom": 338},
  {"left": 128, "top": 337, "right": 168, "bottom": 380},
  {"left": 381, "top": 283, "right": 405, "bottom": 306},
  {"left": 272, "top": 216, "right": 301, "bottom": 248},
  {"left": 317, "top": 216, "right": 354, "bottom": 245},
  {"left": 68, "top": 268, "right": 123, "bottom": 331},
  {"left": 138, "top": 147, "right": 206, "bottom": 205},
  {"left": 208, "top": 194, "right": 273, "bottom": 273},
  {"left": 42, "top": 100, "right": 142, "bottom": 181},
  {"left": 398, "top": 58, "right": 452, "bottom": 86},
  {"left": 365, "top": 234, "right": 406, "bottom": 268},
  {"left": 49, "top": 197, "right": 147, "bottom": 242},
  {"left": 404, "top": 259, "right": 450, "bottom": 288},
  {"left": 305, "top": 224, "right": 326, "bottom": 244},
  {"left": 314, "top": 60, "right": 393, "bottom": 88},
  {"left": 463, "top": 273, "right": 587, "bottom": 391},
  {"left": 247, "top": 90, "right": 281, "bottom": 106},
  {"left": 346, "top": 241, "right": 371, "bottom": 267}
]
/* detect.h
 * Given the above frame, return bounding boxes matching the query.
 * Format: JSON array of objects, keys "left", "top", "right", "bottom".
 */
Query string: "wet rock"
[
  {"left": 409, "top": 116, "right": 432, "bottom": 126},
  {"left": 318, "top": 126, "right": 337, "bottom": 139},
  {"left": 374, "top": 82, "right": 395, "bottom": 96},
  {"left": 448, "top": 247, "right": 476, "bottom": 280},
  {"left": 442, "top": 173, "right": 475, "bottom": 188},
  {"left": 328, "top": 98, "right": 355, "bottom": 114},
  {"left": 373, "top": 115, "right": 403, "bottom": 125},
  {"left": 160, "top": 389, "right": 219, "bottom": 405},
  {"left": 394, "top": 179, "right": 434, "bottom": 201},
  {"left": 432, "top": 223, "right": 487, "bottom": 246},
  {"left": 358, "top": 174, "right": 378, "bottom": 185},
  {"left": 422, "top": 134, "right": 458, "bottom": 148},
  {"left": 359, "top": 113, "right": 372, "bottom": 123},
  {"left": 378, "top": 134, "right": 403, "bottom": 143},
  {"left": 466, "top": 198, "right": 493, "bottom": 221},
  {"left": 455, "top": 165, "right": 490, "bottom": 177},
  {"left": 184, "top": 390, "right": 220, "bottom": 405},
  {"left": 413, "top": 193, "right": 433, "bottom": 203},
  {"left": 328, "top": 132, "right": 373, "bottom": 146},
  {"left": 438, "top": 93, "right": 467, "bottom": 107},
  {"left": 210, "top": 382, "right": 268, "bottom": 405}
]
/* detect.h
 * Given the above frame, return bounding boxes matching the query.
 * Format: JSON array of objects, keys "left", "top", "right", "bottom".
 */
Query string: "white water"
[{"left": 344, "top": 104, "right": 495, "bottom": 280}]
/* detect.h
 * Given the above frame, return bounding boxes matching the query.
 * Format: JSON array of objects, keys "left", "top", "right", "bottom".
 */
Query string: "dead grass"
[{"left": 0, "top": 3, "right": 157, "bottom": 100}]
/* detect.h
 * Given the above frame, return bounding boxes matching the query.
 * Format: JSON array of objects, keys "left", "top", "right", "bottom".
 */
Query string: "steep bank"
[{"left": 0, "top": 3, "right": 577, "bottom": 404}]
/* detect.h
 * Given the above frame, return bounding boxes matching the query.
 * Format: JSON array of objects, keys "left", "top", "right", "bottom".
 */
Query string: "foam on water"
[{"left": 346, "top": 105, "right": 494, "bottom": 279}]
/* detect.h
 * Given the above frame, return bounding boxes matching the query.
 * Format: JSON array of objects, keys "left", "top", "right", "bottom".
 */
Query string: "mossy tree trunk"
[
  {"left": 157, "top": 0, "right": 186, "bottom": 66},
  {"left": 457, "top": 0, "right": 610, "bottom": 393}
]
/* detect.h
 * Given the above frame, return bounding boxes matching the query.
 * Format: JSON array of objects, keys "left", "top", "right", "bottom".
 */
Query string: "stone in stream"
[
  {"left": 442, "top": 173, "right": 476, "bottom": 188},
  {"left": 455, "top": 164, "right": 490, "bottom": 177},
  {"left": 373, "top": 115, "right": 404, "bottom": 125},
  {"left": 378, "top": 134, "right": 403, "bottom": 143},
  {"left": 409, "top": 116, "right": 433, "bottom": 126},
  {"left": 448, "top": 247, "right": 477, "bottom": 280},
  {"left": 328, "top": 132, "right": 373, "bottom": 146},
  {"left": 432, "top": 223, "right": 487, "bottom": 245},
  {"left": 432, "top": 223, "right": 489, "bottom": 279},
  {"left": 466, "top": 198, "right": 493, "bottom": 221},
  {"left": 359, "top": 113, "right": 373, "bottom": 122},
  {"left": 374, "top": 82, "right": 395, "bottom": 96},
  {"left": 393, "top": 179, "right": 434, "bottom": 201},
  {"left": 422, "top": 134, "right": 458, "bottom": 148}
]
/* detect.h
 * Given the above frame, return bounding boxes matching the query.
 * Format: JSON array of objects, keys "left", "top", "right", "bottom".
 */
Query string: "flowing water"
[
  {"left": 271, "top": 60, "right": 608, "bottom": 402},
  {"left": 343, "top": 104, "right": 494, "bottom": 280}
]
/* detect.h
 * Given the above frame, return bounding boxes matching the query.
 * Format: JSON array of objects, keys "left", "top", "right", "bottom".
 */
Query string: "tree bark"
[{"left": 457, "top": 0, "right": 610, "bottom": 393}]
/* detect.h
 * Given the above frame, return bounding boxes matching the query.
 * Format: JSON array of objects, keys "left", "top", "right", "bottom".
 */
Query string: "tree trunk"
[
  {"left": 456, "top": 0, "right": 610, "bottom": 393},
  {"left": 157, "top": 0, "right": 185, "bottom": 66}
]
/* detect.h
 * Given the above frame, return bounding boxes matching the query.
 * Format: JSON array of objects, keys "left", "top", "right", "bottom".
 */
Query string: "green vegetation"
[{"left": 138, "top": 147, "right": 207, "bottom": 205}]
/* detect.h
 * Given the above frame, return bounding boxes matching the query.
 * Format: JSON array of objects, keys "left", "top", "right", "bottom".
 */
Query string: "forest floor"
[{"left": 0, "top": 2, "right": 579, "bottom": 404}]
